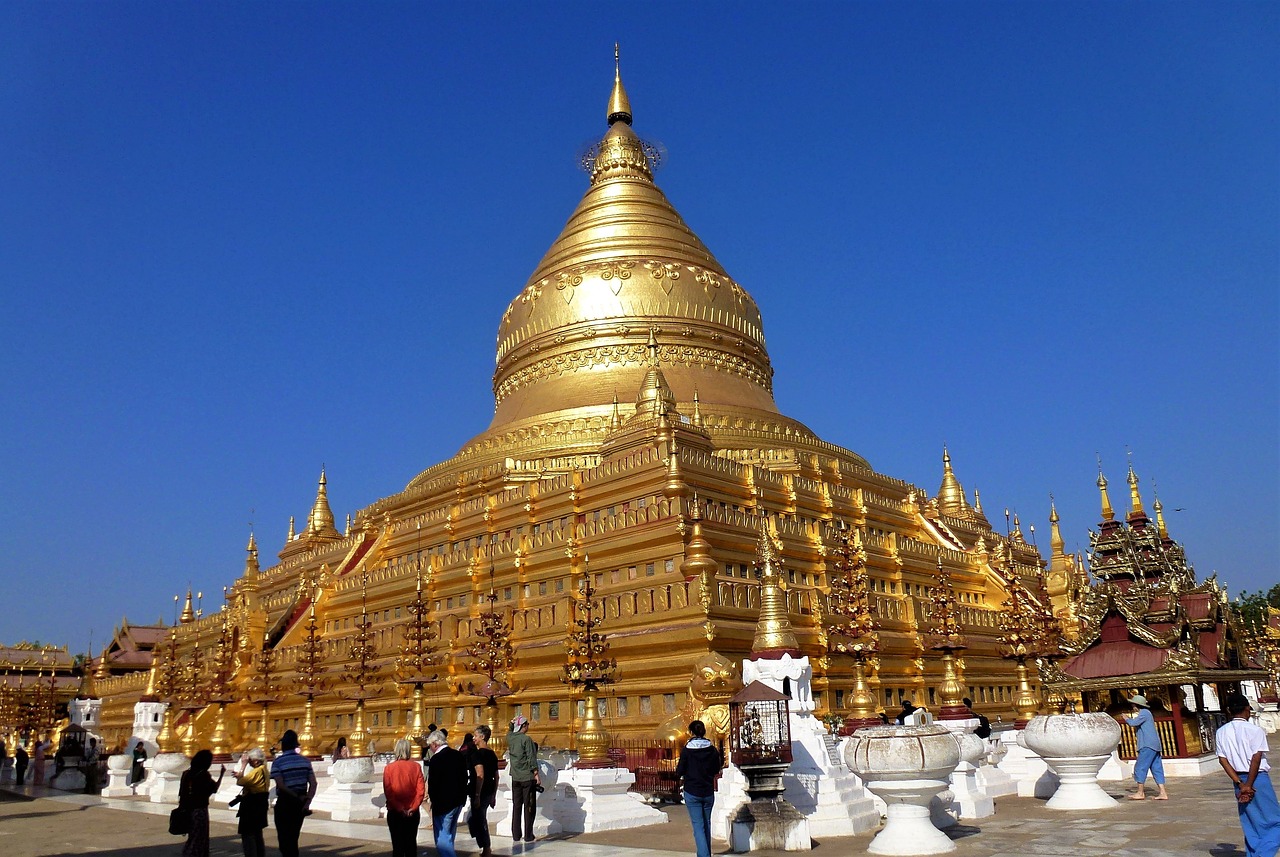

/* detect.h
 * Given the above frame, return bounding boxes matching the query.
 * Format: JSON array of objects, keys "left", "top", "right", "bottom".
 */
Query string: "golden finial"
[
  {"left": 608, "top": 43, "right": 632, "bottom": 126},
  {"left": 287, "top": 515, "right": 296, "bottom": 542},
  {"left": 610, "top": 392, "right": 621, "bottom": 429},
  {"left": 1126, "top": 461, "right": 1146, "bottom": 520},
  {"left": 692, "top": 390, "right": 704, "bottom": 428},
  {"left": 750, "top": 514, "right": 800, "bottom": 658},
  {"left": 973, "top": 487, "right": 983, "bottom": 514},
  {"left": 1096, "top": 461, "right": 1115, "bottom": 522},
  {"left": 936, "top": 446, "right": 968, "bottom": 516},
  {"left": 1153, "top": 488, "right": 1169, "bottom": 540},
  {"left": 307, "top": 468, "right": 340, "bottom": 537},
  {"left": 1049, "top": 496, "right": 1065, "bottom": 556},
  {"left": 179, "top": 589, "right": 195, "bottom": 624},
  {"left": 244, "top": 529, "right": 260, "bottom": 578}
]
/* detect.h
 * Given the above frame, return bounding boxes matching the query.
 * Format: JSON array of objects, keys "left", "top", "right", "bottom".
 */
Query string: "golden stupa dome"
[{"left": 488, "top": 58, "right": 777, "bottom": 431}]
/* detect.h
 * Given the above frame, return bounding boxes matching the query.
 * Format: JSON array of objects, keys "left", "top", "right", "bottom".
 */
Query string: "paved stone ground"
[{"left": 0, "top": 743, "right": 1267, "bottom": 857}]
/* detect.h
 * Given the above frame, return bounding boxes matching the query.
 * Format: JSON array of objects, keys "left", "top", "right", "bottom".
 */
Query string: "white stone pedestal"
[
  {"left": 1042, "top": 754, "right": 1118, "bottom": 810},
  {"left": 150, "top": 753, "right": 190, "bottom": 803},
  {"left": 974, "top": 737, "right": 1016, "bottom": 798},
  {"left": 871, "top": 781, "right": 955, "bottom": 856},
  {"left": 740, "top": 653, "right": 880, "bottom": 837},
  {"left": 102, "top": 756, "right": 134, "bottom": 797},
  {"left": 496, "top": 761, "right": 562, "bottom": 837},
  {"left": 936, "top": 722, "right": 994, "bottom": 820},
  {"left": 556, "top": 766, "right": 667, "bottom": 834},
  {"left": 996, "top": 729, "right": 1056, "bottom": 798},
  {"left": 330, "top": 781, "right": 380, "bottom": 821},
  {"left": 728, "top": 797, "right": 812, "bottom": 853}
]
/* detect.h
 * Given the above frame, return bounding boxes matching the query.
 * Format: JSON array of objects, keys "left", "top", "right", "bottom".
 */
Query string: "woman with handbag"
[
  {"left": 178, "top": 749, "right": 225, "bottom": 857},
  {"left": 233, "top": 748, "right": 270, "bottom": 857}
]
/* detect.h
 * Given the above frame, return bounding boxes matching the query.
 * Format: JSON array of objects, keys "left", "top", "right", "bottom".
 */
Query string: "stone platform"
[{"left": 2, "top": 732, "right": 1275, "bottom": 857}]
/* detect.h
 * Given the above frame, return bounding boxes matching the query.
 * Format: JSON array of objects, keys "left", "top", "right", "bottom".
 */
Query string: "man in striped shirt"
[{"left": 271, "top": 730, "right": 316, "bottom": 857}]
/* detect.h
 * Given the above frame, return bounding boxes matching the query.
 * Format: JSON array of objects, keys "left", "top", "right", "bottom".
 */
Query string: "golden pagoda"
[{"left": 93, "top": 55, "right": 1055, "bottom": 752}]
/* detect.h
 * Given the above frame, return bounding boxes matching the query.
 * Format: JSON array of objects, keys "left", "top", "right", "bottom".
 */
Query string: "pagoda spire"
[
  {"left": 1126, "top": 461, "right": 1147, "bottom": 521},
  {"left": 1097, "top": 466, "right": 1115, "bottom": 522},
  {"left": 607, "top": 43, "right": 632, "bottom": 126},
  {"left": 936, "top": 446, "right": 969, "bottom": 516},
  {"left": 179, "top": 589, "right": 195, "bottom": 624},
  {"left": 306, "top": 468, "right": 341, "bottom": 538},
  {"left": 286, "top": 516, "right": 296, "bottom": 542},
  {"left": 1049, "top": 498, "right": 1065, "bottom": 557},
  {"left": 1154, "top": 495, "right": 1169, "bottom": 540},
  {"left": 244, "top": 529, "right": 260, "bottom": 578},
  {"left": 679, "top": 494, "right": 718, "bottom": 580},
  {"left": 749, "top": 515, "right": 801, "bottom": 659},
  {"left": 973, "top": 487, "right": 984, "bottom": 515}
]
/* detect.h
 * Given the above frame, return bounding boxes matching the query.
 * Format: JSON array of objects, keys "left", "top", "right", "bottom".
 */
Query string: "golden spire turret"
[
  {"left": 635, "top": 328, "right": 679, "bottom": 419},
  {"left": 1049, "top": 499, "right": 1065, "bottom": 557},
  {"left": 609, "top": 393, "right": 621, "bottom": 429},
  {"left": 607, "top": 43, "right": 632, "bottom": 126},
  {"left": 179, "top": 589, "right": 195, "bottom": 624},
  {"left": 287, "top": 515, "right": 296, "bottom": 542},
  {"left": 1126, "top": 461, "right": 1147, "bottom": 521},
  {"left": 750, "top": 516, "right": 800, "bottom": 659},
  {"left": 244, "top": 530, "right": 260, "bottom": 578},
  {"left": 306, "top": 468, "right": 341, "bottom": 538},
  {"left": 679, "top": 495, "right": 718, "bottom": 580},
  {"left": 936, "top": 447, "right": 969, "bottom": 516},
  {"left": 1097, "top": 468, "right": 1115, "bottom": 522},
  {"left": 692, "top": 390, "right": 704, "bottom": 428},
  {"left": 1154, "top": 496, "right": 1169, "bottom": 540},
  {"left": 973, "top": 487, "right": 984, "bottom": 515}
]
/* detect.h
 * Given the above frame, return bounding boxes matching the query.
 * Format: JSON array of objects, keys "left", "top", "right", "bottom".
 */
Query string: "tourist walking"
[
  {"left": 467, "top": 725, "right": 499, "bottom": 857},
  {"left": 1122, "top": 694, "right": 1169, "bottom": 800},
  {"left": 507, "top": 714, "right": 540, "bottom": 842},
  {"left": 233, "top": 747, "right": 270, "bottom": 857},
  {"left": 383, "top": 738, "right": 425, "bottom": 857},
  {"left": 271, "top": 730, "right": 317, "bottom": 857},
  {"left": 1217, "top": 694, "right": 1280, "bottom": 857},
  {"left": 425, "top": 729, "right": 468, "bottom": 857},
  {"left": 131, "top": 741, "right": 148, "bottom": 785},
  {"left": 32, "top": 735, "right": 50, "bottom": 786},
  {"left": 178, "top": 749, "right": 226, "bottom": 857},
  {"left": 15, "top": 743, "right": 28, "bottom": 785},
  {"left": 675, "top": 720, "right": 723, "bottom": 857}
]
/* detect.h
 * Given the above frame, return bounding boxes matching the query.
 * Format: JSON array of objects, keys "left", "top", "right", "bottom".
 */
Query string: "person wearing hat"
[
  {"left": 507, "top": 714, "right": 540, "bottom": 842},
  {"left": 1120, "top": 694, "right": 1168, "bottom": 800}
]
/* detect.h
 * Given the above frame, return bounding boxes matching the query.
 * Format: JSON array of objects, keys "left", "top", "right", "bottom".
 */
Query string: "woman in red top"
[{"left": 383, "top": 737, "right": 426, "bottom": 857}]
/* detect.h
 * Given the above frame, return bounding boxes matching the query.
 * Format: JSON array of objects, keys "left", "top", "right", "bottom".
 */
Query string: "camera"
[{"left": 534, "top": 785, "right": 545, "bottom": 794}]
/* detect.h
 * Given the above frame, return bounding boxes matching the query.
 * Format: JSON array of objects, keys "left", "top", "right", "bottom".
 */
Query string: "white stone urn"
[
  {"left": 845, "top": 725, "right": 961, "bottom": 856},
  {"left": 330, "top": 756, "right": 375, "bottom": 784},
  {"left": 152, "top": 753, "right": 190, "bottom": 775},
  {"left": 150, "top": 752, "right": 190, "bottom": 804},
  {"left": 1018, "top": 713, "right": 1121, "bottom": 810}
]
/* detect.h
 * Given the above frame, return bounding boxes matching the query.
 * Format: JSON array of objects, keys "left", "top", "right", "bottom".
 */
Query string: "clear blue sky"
[{"left": 2, "top": 2, "right": 1276, "bottom": 655}]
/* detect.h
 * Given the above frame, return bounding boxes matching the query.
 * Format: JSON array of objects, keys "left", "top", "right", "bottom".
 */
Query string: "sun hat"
[
  {"left": 1128, "top": 694, "right": 1149, "bottom": 708},
  {"left": 511, "top": 714, "right": 529, "bottom": 730}
]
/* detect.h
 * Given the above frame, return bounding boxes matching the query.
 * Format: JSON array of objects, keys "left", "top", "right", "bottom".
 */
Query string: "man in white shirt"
[{"left": 1216, "top": 694, "right": 1280, "bottom": 857}]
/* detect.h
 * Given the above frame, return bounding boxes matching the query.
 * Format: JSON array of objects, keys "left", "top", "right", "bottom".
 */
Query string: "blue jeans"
[
  {"left": 1134, "top": 747, "right": 1165, "bottom": 785},
  {"left": 432, "top": 805, "right": 461, "bottom": 857},
  {"left": 685, "top": 790, "right": 714, "bottom": 857}
]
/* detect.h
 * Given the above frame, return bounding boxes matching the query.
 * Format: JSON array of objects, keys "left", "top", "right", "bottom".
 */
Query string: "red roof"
[
  {"left": 1063, "top": 640, "right": 1169, "bottom": 678},
  {"left": 1182, "top": 592, "right": 1213, "bottom": 620}
]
